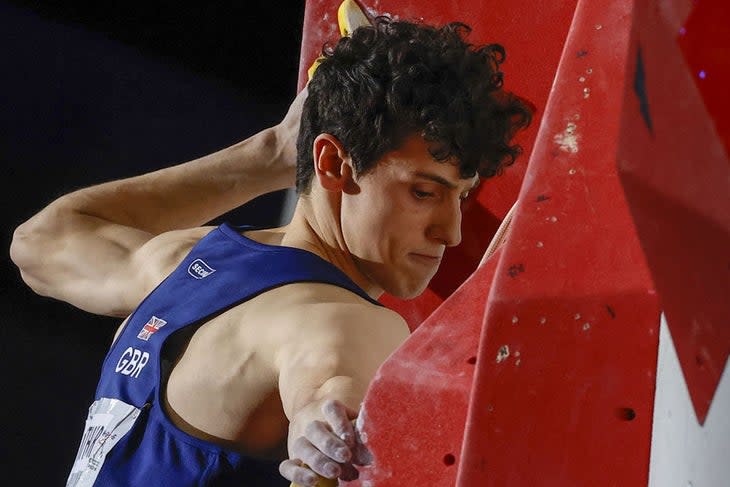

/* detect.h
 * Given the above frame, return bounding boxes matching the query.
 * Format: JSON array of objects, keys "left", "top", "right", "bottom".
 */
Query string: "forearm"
[
  {"left": 18, "top": 87, "right": 304, "bottom": 241},
  {"left": 52, "top": 126, "right": 292, "bottom": 234}
]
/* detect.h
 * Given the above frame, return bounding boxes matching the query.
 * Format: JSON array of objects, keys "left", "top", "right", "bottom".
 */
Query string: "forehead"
[{"left": 371, "top": 134, "right": 479, "bottom": 188}]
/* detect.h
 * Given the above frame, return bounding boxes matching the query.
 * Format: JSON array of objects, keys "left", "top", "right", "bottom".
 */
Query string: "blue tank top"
[{"left": 66, "top": 223, "right": 380, "bottom": 487}]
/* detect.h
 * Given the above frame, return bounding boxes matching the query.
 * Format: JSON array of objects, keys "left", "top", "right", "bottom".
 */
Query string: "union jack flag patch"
[{"left": 137, "top": 316, "right": 167, "bottom": 341}]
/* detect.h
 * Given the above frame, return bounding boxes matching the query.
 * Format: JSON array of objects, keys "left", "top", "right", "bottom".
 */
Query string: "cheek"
[
  {"left": 340, "top": 192, "right": 405, "bottom": 259},
  {"left": 341, "top": 196, "right": 384, "bottom": 255}
]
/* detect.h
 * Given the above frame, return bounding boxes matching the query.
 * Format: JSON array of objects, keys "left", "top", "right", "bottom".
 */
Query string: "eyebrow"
[{"left": 413, "top": 171, "right": 481, "bottom": 191}]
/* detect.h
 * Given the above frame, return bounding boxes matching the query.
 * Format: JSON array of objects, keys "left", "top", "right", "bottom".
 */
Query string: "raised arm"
[
  {"left": 277, "top": 302, "right": 409, "bottom": 486},
  {"left": 10, "top": 89, "right": 305, "bottom": 317}
]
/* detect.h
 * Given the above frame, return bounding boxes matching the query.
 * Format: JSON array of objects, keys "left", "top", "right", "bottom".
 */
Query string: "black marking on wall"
[
  {"left": 508, "top": 263, "right": 525, "bottom": 278},
  {"left": 633, "top": 47, "right": 654, "bottom": 135},
  {"left": 606, "top": 305, "right": 616, "bottom": 319}
]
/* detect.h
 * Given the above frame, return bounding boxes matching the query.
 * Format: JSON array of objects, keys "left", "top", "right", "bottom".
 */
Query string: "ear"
[{"left": 312, "top": 134, "right": 358, "bottom": 194}]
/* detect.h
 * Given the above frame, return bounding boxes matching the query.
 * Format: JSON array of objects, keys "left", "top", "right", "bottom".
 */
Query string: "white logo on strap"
[{"left": 187, "top": 258, "right": 216, "bottom": 279}]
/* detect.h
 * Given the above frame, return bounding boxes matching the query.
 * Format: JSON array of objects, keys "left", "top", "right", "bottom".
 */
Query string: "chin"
[{"left": 384, "top": 279, "right": 431, "bottom": 300}]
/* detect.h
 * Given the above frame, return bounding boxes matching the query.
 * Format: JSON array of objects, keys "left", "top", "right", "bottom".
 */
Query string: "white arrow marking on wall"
[{"left": 648, "top": 313, "right": 730, "bottom": 487}]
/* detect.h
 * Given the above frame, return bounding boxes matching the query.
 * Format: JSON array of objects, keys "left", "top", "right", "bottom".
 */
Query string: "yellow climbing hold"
[
  {"left": 308, "top": 0, "right": 371, "bottom": 80},
  {"left": 290, "top": 475, "right": 338, "bottom": 487},
  {"left": 337, "top": 0, "right": 370, "bottom": 37}
]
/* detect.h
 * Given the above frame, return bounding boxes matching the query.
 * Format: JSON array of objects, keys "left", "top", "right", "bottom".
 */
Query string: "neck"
[{"left": 281, "top": 190, "right": 383, "bottom": 300}]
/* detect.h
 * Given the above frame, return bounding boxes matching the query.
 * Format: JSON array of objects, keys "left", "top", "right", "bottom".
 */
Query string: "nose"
[{"left": 427, "top": 198, "right": 462, "bottom": 247}]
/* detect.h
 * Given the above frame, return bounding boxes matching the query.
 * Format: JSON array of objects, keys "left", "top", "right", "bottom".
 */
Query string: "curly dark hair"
[{"left": 296, "top": 17, "right": 533, "bottom": 193}]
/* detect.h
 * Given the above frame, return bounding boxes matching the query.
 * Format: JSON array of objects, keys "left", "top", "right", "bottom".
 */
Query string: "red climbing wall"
[{"left": 456, "top": 0, "right": 661, "bottom": 484}]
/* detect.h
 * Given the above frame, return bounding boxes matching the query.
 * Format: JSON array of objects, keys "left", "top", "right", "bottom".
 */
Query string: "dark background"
[{"left": 1, "top": 1, "right": 304, "bottom": 484}]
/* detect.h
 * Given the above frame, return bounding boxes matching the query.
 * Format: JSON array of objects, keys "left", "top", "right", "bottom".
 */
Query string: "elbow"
[
  {"left": 10, "top": 220, "right": 52, "bottom": 295},
  {"left": 10, "top": 221, "right": 36, "bottom": 273},
  {"left": 10, "top": 203, "right": 66, "bottom": 271}
]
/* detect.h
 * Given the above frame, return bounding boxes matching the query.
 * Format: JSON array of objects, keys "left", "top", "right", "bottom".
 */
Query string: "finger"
[
  {"left": 339, "top": 462, "right": 359, "bottom": 481},
  {"left": 305, "top": 419, "right": 351, "bottom": 463},
  {"left": 322, "top": 399, "right": 357, "bottom": 448},
  {"left": 279, "top": 459, "right": 319, "bottom": 487},
  {"left": 352, "top": 429, "right": 374, "bottom": 466},
  {"left": 292, "top": 436, "right": 342, "bottom": 479}
]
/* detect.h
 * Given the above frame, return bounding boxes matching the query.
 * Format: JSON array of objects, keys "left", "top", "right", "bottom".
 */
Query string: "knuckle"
[
  {"left": 322, "top": 399, "right": 340, "bottom": 415},
  {"left": 293, "top": 436, "right": 310, "bottom": 452},
  {"left": 311, "top": 451, "right": 328, "bottom": 469},
  {"left": 324, "top": 437, "right": 340, "bottom": 454},
  {"left": 313, "top": 458, "right": 339, "bottom": 478},
  {"left": 305, "top": 420, "right": 325, "bottom": 437},
  {"left": 312, "top": 454, "right": 339, "bottom": 477}
]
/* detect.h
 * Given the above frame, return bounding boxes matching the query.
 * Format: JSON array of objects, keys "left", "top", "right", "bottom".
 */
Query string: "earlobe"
[
  {"left": 312, "top": 134, "right": 358, "bottom": 193},
  {"left": 340, "top": 164, "right": 360, "bottom": 195}
]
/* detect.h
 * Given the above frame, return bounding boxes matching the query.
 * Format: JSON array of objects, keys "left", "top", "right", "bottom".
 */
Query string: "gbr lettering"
[{"left": 115, "top": 347, "right": 149, "bottom": 378}]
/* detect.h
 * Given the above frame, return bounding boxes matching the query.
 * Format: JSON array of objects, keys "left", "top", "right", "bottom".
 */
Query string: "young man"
[{"left": 10, "top": 17, "right": 531, "bottom": 487}]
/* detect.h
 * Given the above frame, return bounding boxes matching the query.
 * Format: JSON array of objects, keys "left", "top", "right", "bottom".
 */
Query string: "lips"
[{"left": 409, "top": 252, "right": 443, "bottom": 264}]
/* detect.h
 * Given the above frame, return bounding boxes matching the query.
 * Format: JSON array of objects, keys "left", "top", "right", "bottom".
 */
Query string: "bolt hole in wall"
[
  {"left": 467, "top": 356, "right": 477, "bottom": 364},
  {"left": 443, "top": 453, "right": 456, "bottom": 466},
  {"left": 616, "top": 407, "right": 637, "bottom": 421}
]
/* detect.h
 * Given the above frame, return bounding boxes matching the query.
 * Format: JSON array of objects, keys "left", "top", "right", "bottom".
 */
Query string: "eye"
[{"left": 413, "top": 189, "right": 435, "bottom": 199}]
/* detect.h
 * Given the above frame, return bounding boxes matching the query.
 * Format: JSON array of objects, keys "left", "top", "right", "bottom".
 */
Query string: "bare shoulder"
[
  {"left": 254, "top": 283, "right": 409, "bottom": 375},
  {"left": 269, "top": 283, "right": 407, "bottom": 338}
]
